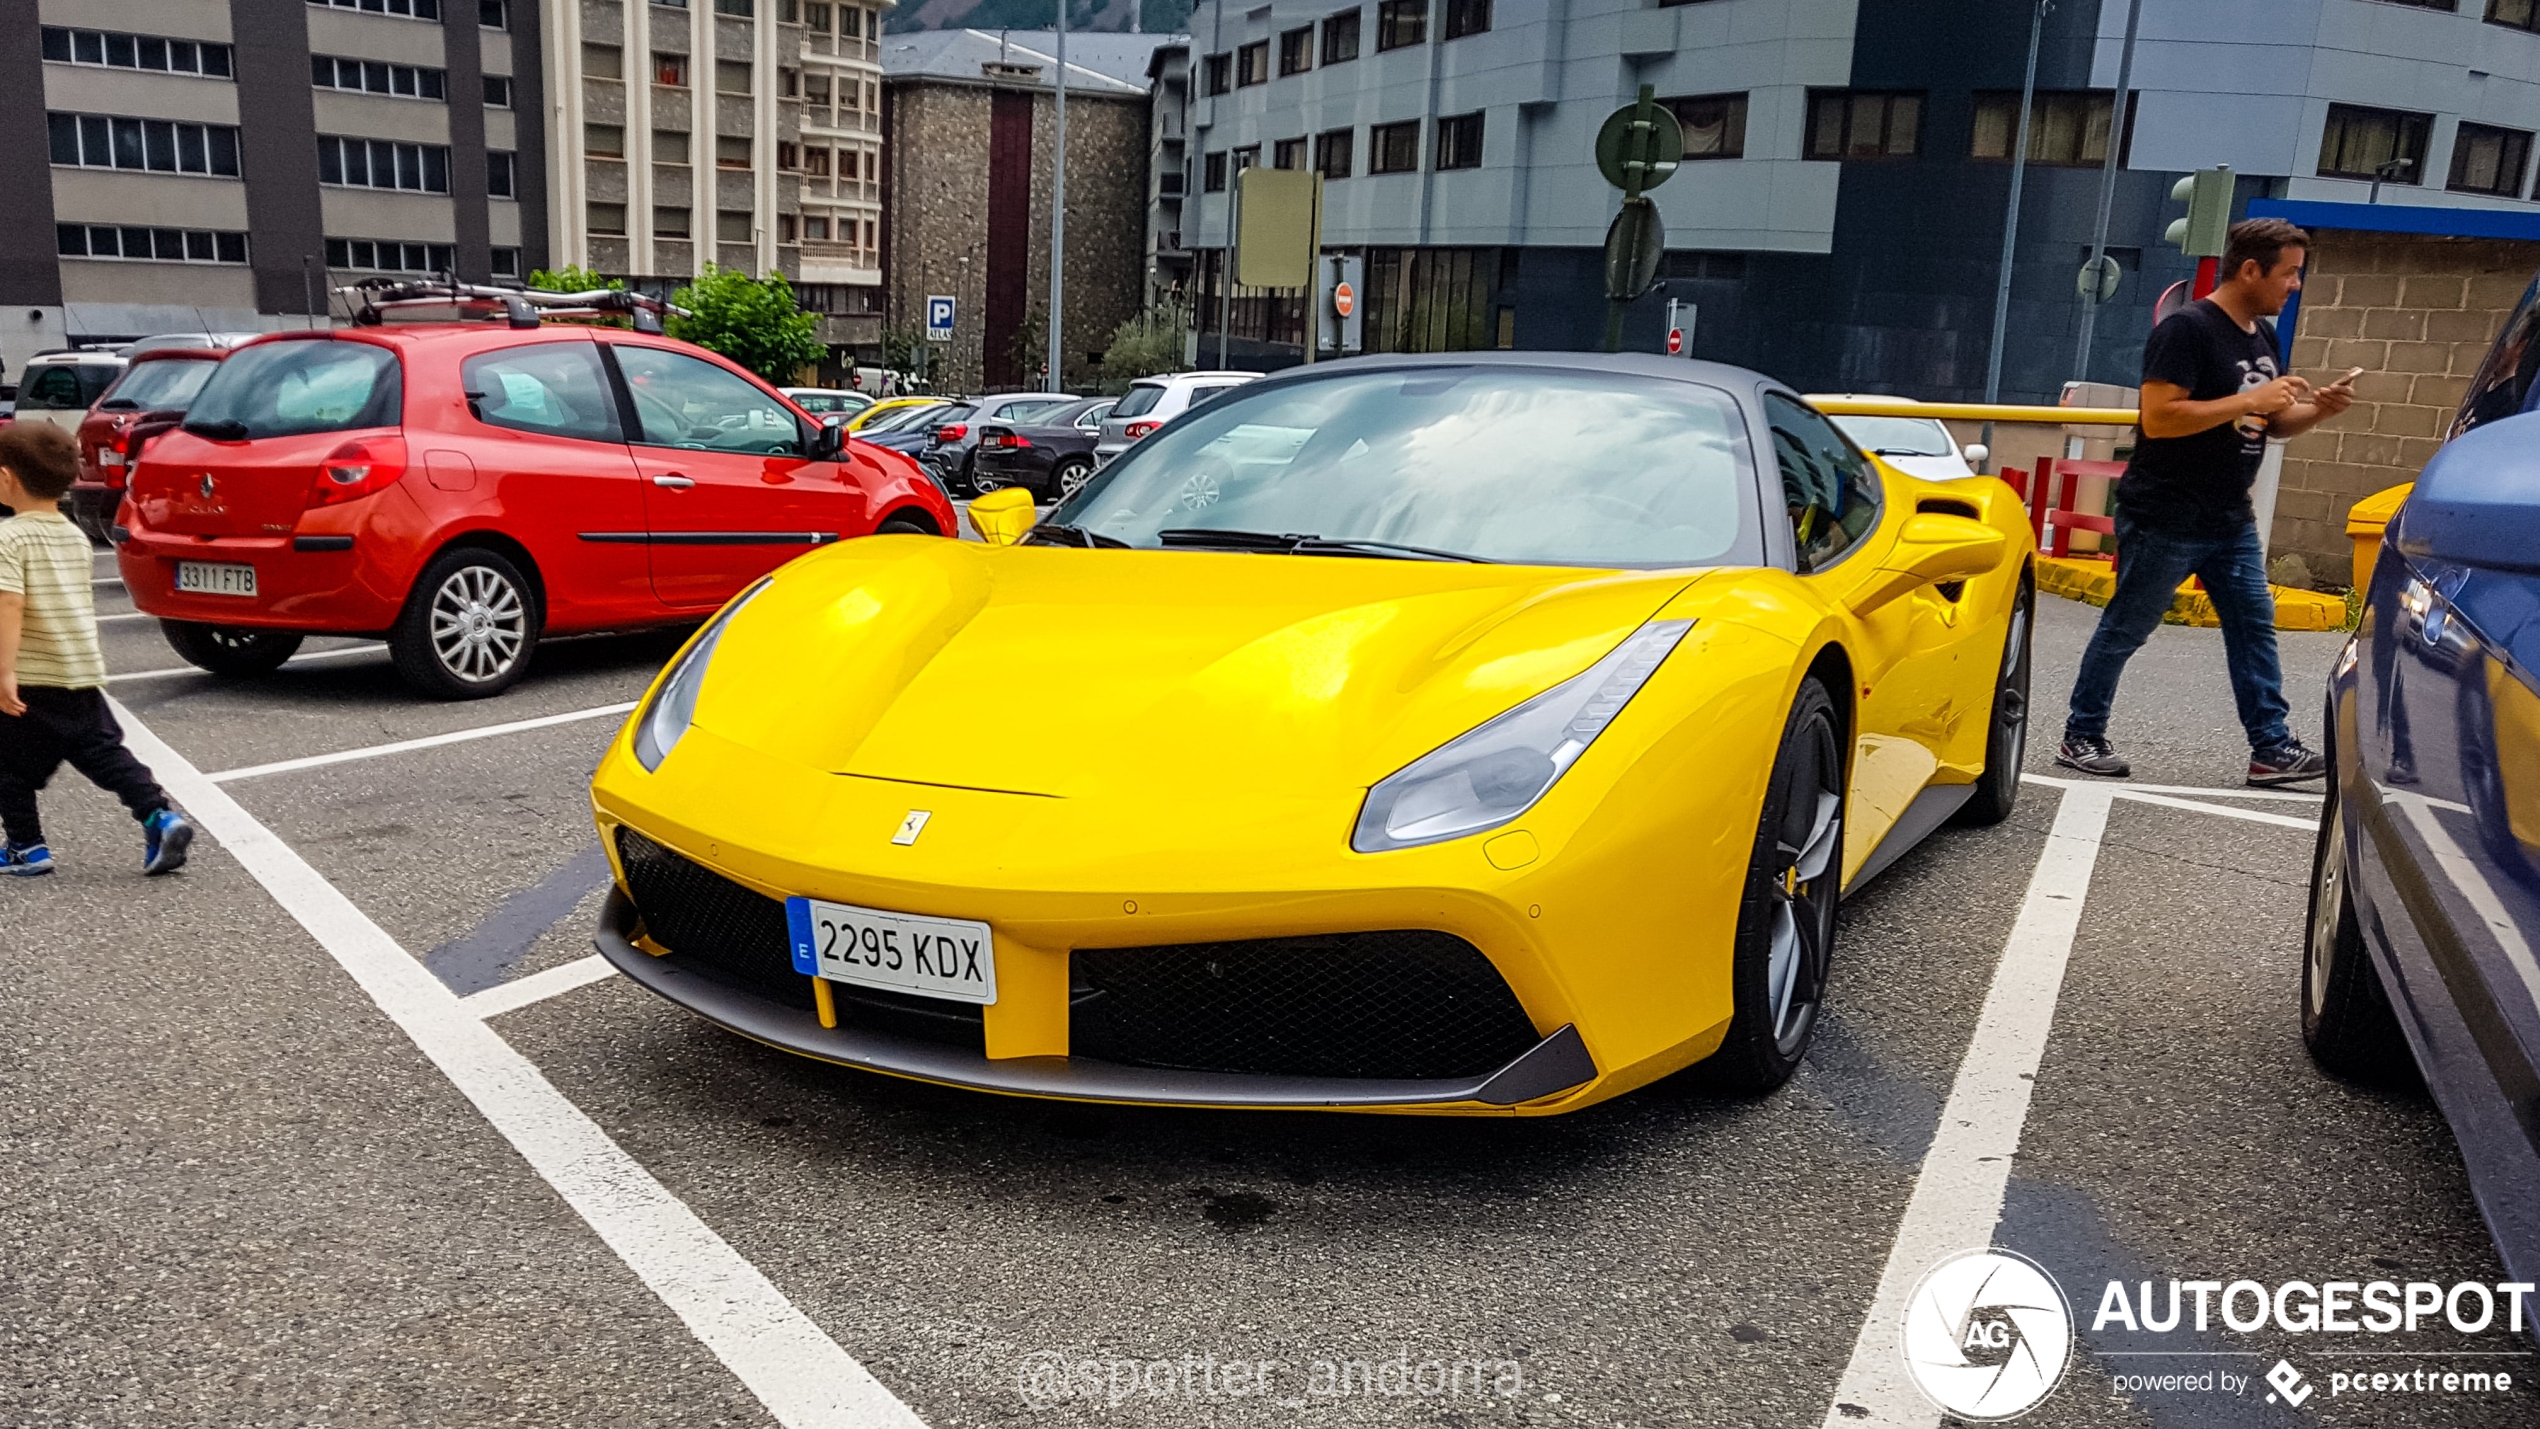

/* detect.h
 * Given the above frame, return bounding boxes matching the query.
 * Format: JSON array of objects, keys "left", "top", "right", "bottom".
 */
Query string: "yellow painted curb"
[{"left": 2034, "top": 555, "right": 2347, "bottom": 631}]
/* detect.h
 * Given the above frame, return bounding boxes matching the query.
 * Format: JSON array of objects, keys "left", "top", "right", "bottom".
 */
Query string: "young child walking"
[{"left": 0, "top": 422, "right": 193, "bottom": 876}]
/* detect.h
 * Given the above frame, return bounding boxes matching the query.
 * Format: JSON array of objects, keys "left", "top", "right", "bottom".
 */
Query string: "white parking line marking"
[
  {"left": 111, "top": 699, "right": 928, "bottom": 1429},
  {"left": 2107, "top": 788, "right": 2318, "bottom": 832},
  {"left": 106, "top": 643, "right": 383, "bottom": 684},
  {"left": 1819, "top": 783, "right": 2114, "bottom": 1428},
  {"left": 461, "top": 954, "right": 619, "bottom": 1019},
  {"left": 2022, "top": 772, "right": 2320, "bottom": 802},
  {"left": 207, "top": 702, "right": 637, "bottom": 783}
]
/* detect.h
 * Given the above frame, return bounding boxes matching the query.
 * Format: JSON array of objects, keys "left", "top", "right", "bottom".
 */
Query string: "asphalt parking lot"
[{"left": 5, "top": 540, "right": 2534, "bottom": 1428}]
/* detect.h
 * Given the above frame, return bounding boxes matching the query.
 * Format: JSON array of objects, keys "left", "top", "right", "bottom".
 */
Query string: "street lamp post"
[
  {"left": 2072, "top": 0, "right": 2142, "bottom": 384},
  {"left": 1980, "top": 0, "right": 2050, "bottom": 470},
  {"left": 1046, "top": 0, "right": 1068, "bottom": 391}
]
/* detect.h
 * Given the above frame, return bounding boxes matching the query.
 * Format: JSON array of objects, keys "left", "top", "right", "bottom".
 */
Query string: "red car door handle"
[{"left": 652, "top": 474, "right": 695, "bottom": 490}]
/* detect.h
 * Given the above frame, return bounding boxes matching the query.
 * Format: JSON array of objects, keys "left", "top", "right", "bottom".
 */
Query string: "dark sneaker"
[
  {"left": 0, "top": 843, "right": 56, "bottom": 877},
  {"left": 2056, "top": 735, "right": 2131, "bottom": 778},
  {"left": 142, "top": 809, "right": 194, "bottom": 875},
  {"left": 2249, "top": 740, "right": 2329, "bottom": 787}
]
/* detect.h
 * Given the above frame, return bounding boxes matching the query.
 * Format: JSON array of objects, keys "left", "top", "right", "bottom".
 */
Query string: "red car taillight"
[
  {"left": 1122, "top": 421, "right": 1160, "bottom": 441},
  {"left": 981, "top": 432, "right": 1031, "bottom": 449},
  {"left": 935, "top": 424, "right": 969, "bottom": 443},
  {"left": 306, "top": 436, "right": 408, "bottom": 509}
]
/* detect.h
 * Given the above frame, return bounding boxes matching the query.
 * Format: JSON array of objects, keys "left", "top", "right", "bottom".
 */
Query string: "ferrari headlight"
[
  {"left": 632, "top": 579, "right": 770, "bottom": 771},
  {"left": 1352, "top": 619, "right": 1692, "bottom": 853}
]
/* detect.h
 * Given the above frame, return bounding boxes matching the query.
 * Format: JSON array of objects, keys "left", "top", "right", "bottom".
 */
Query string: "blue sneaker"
[
  {"left": 0, "top": 843, "right": 56, "bottom": 877},
  {"left": 142, "top": 809, "right": 194, "bottom": 875}
]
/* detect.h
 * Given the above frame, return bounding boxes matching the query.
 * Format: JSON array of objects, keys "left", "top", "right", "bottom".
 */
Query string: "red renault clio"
[{"left": 118, "top": 285, "right": 952, "bottom": 698}]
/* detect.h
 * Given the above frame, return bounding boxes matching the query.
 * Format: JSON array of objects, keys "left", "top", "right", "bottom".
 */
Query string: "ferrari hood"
[{"left": 691, "top": 539, "right": 1708, "bottom": 798}]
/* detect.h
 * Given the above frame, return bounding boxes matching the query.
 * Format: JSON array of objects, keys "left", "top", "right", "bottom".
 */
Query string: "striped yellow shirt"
[{"left": 0, "top": 512, "right": 107, "bottom": 690}]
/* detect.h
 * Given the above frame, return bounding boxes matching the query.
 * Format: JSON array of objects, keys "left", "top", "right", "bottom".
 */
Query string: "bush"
[
  {"left": 666, "top": 264, "right": 828, "bottom": 384},
  {"left": 527, "top": 265, "right": 621, "bottom": 293},
  {"left": 1098, "top": 300, "right": 1191, "bottom": 394}
]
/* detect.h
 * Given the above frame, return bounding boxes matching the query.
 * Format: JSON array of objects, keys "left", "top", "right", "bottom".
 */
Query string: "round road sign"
[
  {"left": 1666, "top": 328, "right": 1684, "bottom": 355},
  {"left": 1595, "top": 103, "right": 1683, "bottom": 194},
  {"left": 1333, "top": 281, "right": 1355, "bottom": 318}
]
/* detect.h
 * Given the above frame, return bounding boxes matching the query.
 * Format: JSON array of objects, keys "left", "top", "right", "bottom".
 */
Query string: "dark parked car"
[
  {"left": 2306, "top": 267, "right": 2540, "bottom": 1303},
  {"left": 971, "top": 397, "right": 1115, "bottom": 503},
  {"left": 920, "top": 391, "right": 1080, "bottom": 494},
  {"left": 861, "top": 401, "right": 970, "bottom": 460}
]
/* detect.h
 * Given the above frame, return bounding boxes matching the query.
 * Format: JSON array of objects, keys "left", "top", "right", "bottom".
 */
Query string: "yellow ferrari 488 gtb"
[{"left": 590, "top": 353, "right": 2034, "bottom": 1115}]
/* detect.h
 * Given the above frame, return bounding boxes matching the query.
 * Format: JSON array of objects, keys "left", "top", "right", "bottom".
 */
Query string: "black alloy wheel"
[{"left": 1699, "top": 676, "right": 1845, "bottom": 1093}]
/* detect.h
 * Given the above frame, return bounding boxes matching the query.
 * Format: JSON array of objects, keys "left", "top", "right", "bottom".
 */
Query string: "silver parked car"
[{"left": 1094, "top": 370, "right": 1260, "bottom": 466}]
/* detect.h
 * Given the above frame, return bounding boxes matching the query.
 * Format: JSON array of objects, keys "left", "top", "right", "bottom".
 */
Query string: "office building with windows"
[
  {"left": 4, "top": 0, "right": 541, "bottom": 374},
  {"left": 1177, "top": 0, "right": 2540, "bottom": 399}
]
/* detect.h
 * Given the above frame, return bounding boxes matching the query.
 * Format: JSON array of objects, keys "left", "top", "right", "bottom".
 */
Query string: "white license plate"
[
  {"left": 786, "top": 896, "right": 996, "bottom": 1005},
  {"left": 175, "top": 561, "right": 257, "bottom": 597}
]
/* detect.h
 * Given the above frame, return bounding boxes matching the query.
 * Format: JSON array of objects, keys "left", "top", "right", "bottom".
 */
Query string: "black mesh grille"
[
  {"left": 612, "top": 828, "right": 985, "bottom": 1052},
  {"left": 1070, "top": 932, "right": 1539, "bottom": 1079}
]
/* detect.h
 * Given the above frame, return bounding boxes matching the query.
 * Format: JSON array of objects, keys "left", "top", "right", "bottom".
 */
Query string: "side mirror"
[
  {"left": 1961, "top": 443, "right": 1989, "bottom": 468},
  {"left": 1847, "top": 512, "right": 2006, "bottom": 615},
  {"left": 808, "top": 419, "right": 847, "bottom": 462},
  {"left": 2392, "top": 419, "right": 2540, "bottom": 572},
  {"left": 967, "top": 486, "right": 1039, "bottom": 546}
]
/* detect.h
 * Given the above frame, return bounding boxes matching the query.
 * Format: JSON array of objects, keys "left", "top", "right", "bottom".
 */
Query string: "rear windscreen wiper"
[{"left": 1156, "top": 528, "right": 1493, "bottom": 562}]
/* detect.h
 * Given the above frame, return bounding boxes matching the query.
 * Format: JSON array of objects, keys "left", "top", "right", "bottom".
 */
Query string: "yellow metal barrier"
[{"left": 1805, "top": 397, "right": 2139, "bottom": 426}]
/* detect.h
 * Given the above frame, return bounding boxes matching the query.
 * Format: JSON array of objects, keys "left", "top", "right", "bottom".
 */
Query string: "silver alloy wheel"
[
  {"left": 1058, "top": 460, "right": 1092, "bottom": 499},
  {"left": 427, "top": 564, "right": 527, "bottom": 684},
  {"left": 2308, "top": 809, "right": 2346, "bottom": 1020},
  {"left": 1766, "top": 788, "right": 1842, "bottom": 1042}
]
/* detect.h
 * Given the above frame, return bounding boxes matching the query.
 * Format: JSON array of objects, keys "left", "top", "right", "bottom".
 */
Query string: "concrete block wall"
[{"left": 2276, "top": 231, "right": 2538, "bottom": 587}]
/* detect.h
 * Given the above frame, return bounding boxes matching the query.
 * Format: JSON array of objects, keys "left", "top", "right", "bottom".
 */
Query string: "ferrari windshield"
[{"left": 1060, "top": 366, "right": 1761, "bottom": 568}]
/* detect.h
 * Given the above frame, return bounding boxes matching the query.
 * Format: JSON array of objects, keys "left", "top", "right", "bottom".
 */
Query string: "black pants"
[{"left": 0, "top": 686, "right": 169, "bottom": 847}]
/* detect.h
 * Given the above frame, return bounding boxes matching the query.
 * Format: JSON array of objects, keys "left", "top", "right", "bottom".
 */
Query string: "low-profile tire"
[
  {"left": 389, "top": 546, "right": 538, "bottom": 700},
  {"left": 160, "top": 620, "right": 304, "bottom": 676},
  {"left": 973, "top": 470, "right": 1004, "bottom": 493},
  {"left": 1953, "top": 575, "right": 2034, "bottom": 827},
  {"left": 2303, "top": 776, "right": 2416, "bottom": 1084},
  {"left": 876, "top": 512, "right": 937, "bottom": 536},
  {"left": 1050, "top": 456, "right": 1096, "bottom": 503},
  {"left": 1697, "top": 675, "right": 1845, "bottom": 1094}
]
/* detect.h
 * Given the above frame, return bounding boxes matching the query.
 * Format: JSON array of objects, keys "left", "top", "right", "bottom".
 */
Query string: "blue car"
[{"left": 2310, "top": 270, "right": 2540, "bottom": 1299}]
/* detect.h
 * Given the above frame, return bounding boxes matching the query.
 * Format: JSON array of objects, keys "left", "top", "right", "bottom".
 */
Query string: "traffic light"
[{"left": 2164, "top": 166, "right": 2233, "bottom": 258}]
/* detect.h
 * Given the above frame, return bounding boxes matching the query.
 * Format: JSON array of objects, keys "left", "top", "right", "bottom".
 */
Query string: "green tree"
[
  {"left": 1098, "top": 300, "right": 1191, "bottom": 394},
  {"left": 527, "top": 264, "right": 622, "bottom": 293},
  {"left": 667, "top": 264, "right": 828, "bottom": 384}
]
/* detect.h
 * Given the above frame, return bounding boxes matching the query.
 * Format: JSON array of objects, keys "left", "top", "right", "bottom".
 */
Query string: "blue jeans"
[{"left": 2063, "top": 514, "right": 2293, "bottom": 754}]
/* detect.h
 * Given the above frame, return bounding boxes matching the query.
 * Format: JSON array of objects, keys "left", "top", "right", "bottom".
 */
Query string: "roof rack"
[{"left": 337, "top": 277, "right": 691, "bottom": 334}]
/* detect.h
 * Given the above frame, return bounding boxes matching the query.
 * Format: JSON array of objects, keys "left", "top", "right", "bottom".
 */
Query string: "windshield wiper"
[
  {"left": 1869, "top": 446, "right": 1949, "bottom": 458},
  {"left": 1155, "top": 528, "right": 1494, "bottom": 562},
  {"left": 1022, "top": 522, "right": 1130, "bottom": 549}
]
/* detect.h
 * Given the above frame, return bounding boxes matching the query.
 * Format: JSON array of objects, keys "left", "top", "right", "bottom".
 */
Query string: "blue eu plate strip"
[{"left": 784, "top": 897, "right": 818, "bottom": 975}]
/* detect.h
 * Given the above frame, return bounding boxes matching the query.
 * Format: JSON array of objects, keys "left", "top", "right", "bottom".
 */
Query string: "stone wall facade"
[
  {"left": 885, "top": 77, "right": 1148, "bottom": 394},
  {"left": 2276, "top": 232, "right": 2539, "bottom": 586}
]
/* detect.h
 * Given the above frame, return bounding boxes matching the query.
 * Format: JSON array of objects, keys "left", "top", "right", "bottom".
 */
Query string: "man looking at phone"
[{"left": 2059, "top": 216, "right": 2354, "bottom": 786}]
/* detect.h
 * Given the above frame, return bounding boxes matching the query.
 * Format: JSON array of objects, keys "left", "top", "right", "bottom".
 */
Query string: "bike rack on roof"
[{"left": 336, "top": 276, "right": 692, "bottom": 334}]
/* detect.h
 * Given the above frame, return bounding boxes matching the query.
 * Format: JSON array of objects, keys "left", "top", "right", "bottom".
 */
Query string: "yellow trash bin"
[{"left": 2346, "top": 483, "right": 2413, "bottom": 596}]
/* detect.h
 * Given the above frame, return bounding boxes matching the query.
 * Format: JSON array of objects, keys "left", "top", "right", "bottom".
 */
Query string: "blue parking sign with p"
[{"left": 926, "top": 295, "right": 955, "bottom": 342}]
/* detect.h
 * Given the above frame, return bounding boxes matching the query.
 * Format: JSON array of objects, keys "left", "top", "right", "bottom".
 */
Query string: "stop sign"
[
  {"left": 1333, "top": 281, "right": 1355, "bottom": 318},
  {"left": 1666, "top": 328, "right": 1684, "bottom": 355}
]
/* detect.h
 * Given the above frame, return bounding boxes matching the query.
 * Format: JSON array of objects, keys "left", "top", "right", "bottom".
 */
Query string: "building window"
[
  {"left": 1203, "top": 150, "right": 1228, "bottom": 190},
  {"left": 1434, "top": 111, "right": 1483, "bottom": 169},
  {"left": 1444, "top": 0, "right": 1490, "bottom": 39},
  {"left": 1805, "top": 90, "right": 1923, "bottom": 160},
  {"left": 2448, "top": 121, "right": 2532, "bottom": 196},
  {"left": 717, "top": 61, "right": 753, "bottom": 94},
  {"left": 480, "top": 0, "right": 509, "bottom": 28},
  {"left": 1377, "top": 0, "right": 1428, "bottom": 50},
  {"left": 588, "top": 202, "right": 628, "bottom": 235},
  {"left": 313, "top": 55, "right": 448, "bottom": 100},
  {"left": 779, "top": 214, "right": 799, "bottom": 244},
  {"left": 1371, "top": 119, "right": 1419, "bottom": 173},
  {"left": 717, "top": 135, "right": 752, "bottom": 167},
  {"left": 59, "top": 224, "right": 248, "bottom": 264},
  {"left": 715, "top": 0, "right": 755, "bottom": 14},
  {"left": 1970, "top": 90, "right": 2112, "bottom": 166},
  {"left": 306, "top": 0, "right": 440, "bottom": 18},
  {"left": 1279, "top": 27, "right": 1314, "bottom": 76},
  {"left": 483, "top": 74, "right": 513, "bottom": 106},
  {"left": 804, "top": 215, "right": 829, "bottom": 240},
  {"left": 2489, "top": 0, "right": 2540, "bottom": 32},
  {"left": 41, "top": 28, "right": 234, "bottom": 79},
  {"left": 1237, "top": 41, "right": 1269, "bottom": 86},
  {"left": 655, "top": 128, "right": 692, "bottom": 162},
  {"left": 492, "top": 247, "right": 522, "bottom": 279},
  {"left": 717, "top": 210, "right": 752, "bottom": 242},
  {"left": 1314, "top": 127, "right": 1354, "bottom": 178},
  {"left": 655, "top": 206, "right": 692, "bottom": 237},
  {"left": 318, "top": 135, "right": 452, "bottom": 192},
  {"left": 1667, "top": 93, "right": 1746, "bottom": 159},
  {"left": 655, "top": 54, "right": 689, "bottom": 86},
  {"left": 2318, "top": 103, "right": 2433, "bottom": 183},
  {"left": 47, "top": 113, "right": 242, "bottom": 177},
  {"left": 487, "top": 151, "right": 516, "bottom": 197},
  {"left": 1233, "top": 144, "right": 1261, "bottom": 174},
  {"left": 1202, "top": 53, "right": 1231, "bottom": 94},
  {"left": 1274, "top": 137, "right": 1307, "bottom": 169},
  {"left": 325, "top": 238, "right": 457, "bottom": 273},
  {"left": 585, "top": 123, "right": 626, "bottom": 157},
  {"left": 1323, "top": 11, "right": 1362, "bottom": 64},
  {"left": 584, "top": 44, "right": 624, "bottom": 80}
]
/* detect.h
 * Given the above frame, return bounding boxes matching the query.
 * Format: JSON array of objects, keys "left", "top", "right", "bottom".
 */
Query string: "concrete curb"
[{"left": 2034, "top": 555, "right": 2347, "bottom": 632}]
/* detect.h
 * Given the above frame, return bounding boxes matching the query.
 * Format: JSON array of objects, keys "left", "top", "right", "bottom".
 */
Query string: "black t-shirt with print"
[{"left": 2116, "top": 299, "right": 2281, "bottom": 538}]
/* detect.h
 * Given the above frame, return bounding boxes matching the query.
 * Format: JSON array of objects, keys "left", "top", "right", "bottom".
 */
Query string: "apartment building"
[
  {"left": 1143, "top": 41, "right": 1192, "bottom": 306},
  {"left": 2, "top": 0, "right": 543, "bottom": 375},
  {"left": 793, "top": 0, "right": 888, "bottom": 356}
]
